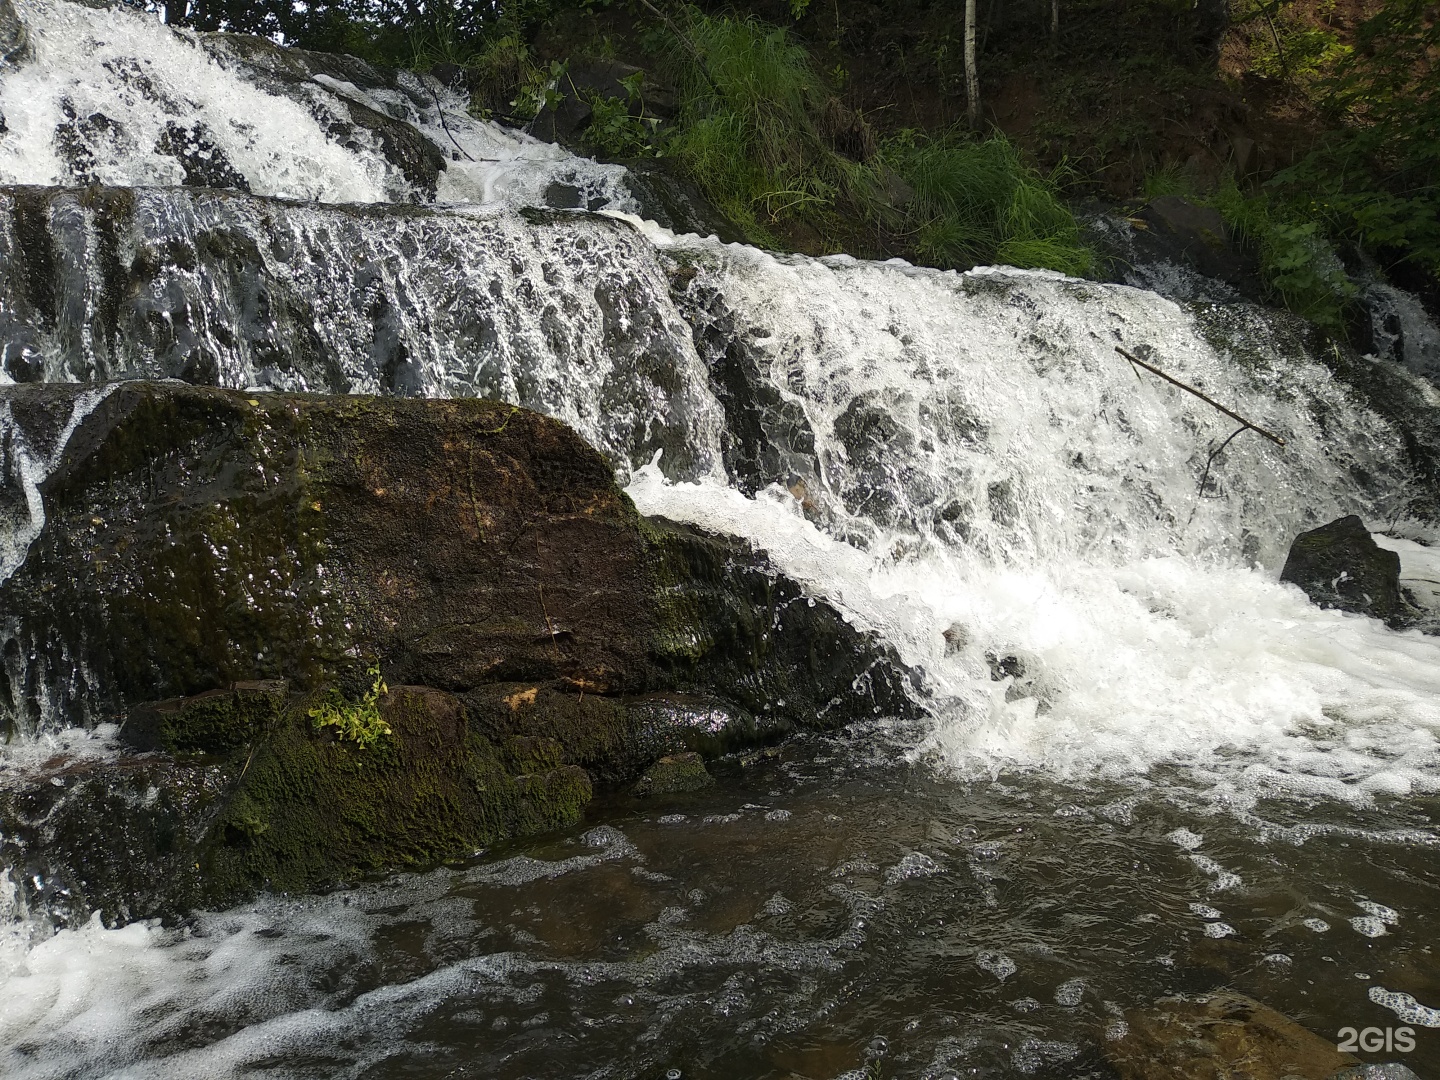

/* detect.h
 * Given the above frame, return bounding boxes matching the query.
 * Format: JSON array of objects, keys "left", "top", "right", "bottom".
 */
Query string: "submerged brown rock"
[
  {"left": 0, "top": 382, "right": 916, "bottom": 921},
  {"left": 1107, "top": 992, "right": 1356, "bottom": 1080}
]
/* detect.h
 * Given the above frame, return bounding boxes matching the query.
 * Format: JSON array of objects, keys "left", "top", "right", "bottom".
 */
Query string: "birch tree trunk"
[{"left": 964, "top": 0, "right": 980, "bottom": 125}]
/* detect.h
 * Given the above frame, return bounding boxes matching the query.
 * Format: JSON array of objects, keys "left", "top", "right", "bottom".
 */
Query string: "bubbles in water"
[
  {"left": 1369, "top": 987, "right": 1440, "bottom": 1027},
  {"left": 1358, "top": 899, "right": 1400, "bottom": 925},
  {"left": 1351, "top": 916, "right": 1389, "bottom": 938},
  {"left": 976, "top": 952, "right": 1017, "bottom": 981},
  {"left": 759, "top": 893, "right": 793, "bottom": 918},
  {"left": 885, "top": 852, "right": 941, "bottom": 885},
  {"left": 1304, "top": 918, "right": 1331, "bottom": 933},
  {"left": 1168, "top": 828, "right": 1204, "bottom": 850},
  {"left": 1054, "top": 978, "right": 1085, "bottom": 1006}
]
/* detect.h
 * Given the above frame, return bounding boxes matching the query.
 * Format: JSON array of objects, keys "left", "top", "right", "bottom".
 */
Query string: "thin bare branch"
[
  {"left": 1114, "top": 346, "right": 1287, "bottom": 447},
  {"left": 1198, "top": 423, "right": 1251, "bottom": 497}
]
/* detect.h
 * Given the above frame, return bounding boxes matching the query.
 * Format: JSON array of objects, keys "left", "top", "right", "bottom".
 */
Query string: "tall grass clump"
[
  {"left": 884, "top": 132, "right": 1092, "bottom": 276},
  {"left": 663, "top": 13, "right": 848, "bottom": 244},
  {"left": 1209, "top": 175, "right": 1357, "bottom": 334}
]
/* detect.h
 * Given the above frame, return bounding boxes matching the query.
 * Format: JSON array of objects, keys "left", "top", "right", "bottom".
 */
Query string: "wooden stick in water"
[{"left": 1114, "top": 346, "right": 1287, "bottom": 447}]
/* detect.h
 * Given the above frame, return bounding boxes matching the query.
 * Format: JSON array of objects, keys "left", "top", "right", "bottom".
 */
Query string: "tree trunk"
[
  {"left": 964, "top": 0, "right": 980, "bottom": 126},
  {"left": 1051, "top": 0, "right": 1059, "bottom": 46}
]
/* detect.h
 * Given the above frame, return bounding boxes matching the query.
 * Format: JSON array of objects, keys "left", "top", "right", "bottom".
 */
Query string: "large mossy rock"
[
  {"left": 0, "top": 381, "right": 914, "bottom": 920},
  {"left": 1280, "top": 514, "right": 1408, "bottom": 625}
]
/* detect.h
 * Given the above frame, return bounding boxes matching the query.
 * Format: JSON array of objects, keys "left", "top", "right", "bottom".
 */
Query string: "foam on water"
[
  {"left": 1, "top": 0, "right": 394, "bottom": 200},
  {"left": 0, "top": 818, "right": 874, "bottom": 1079}
]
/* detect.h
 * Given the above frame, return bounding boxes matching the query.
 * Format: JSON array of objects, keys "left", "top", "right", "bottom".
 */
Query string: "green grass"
[
  {"left": 1208, "top": 176, "right": 1356, "bottom": 334},
  {"left": 884, "top": 132, "right": 1092, "bottom": 275},
  {"left": 662, "top": 12, "right": 841, "bottom": 244}
]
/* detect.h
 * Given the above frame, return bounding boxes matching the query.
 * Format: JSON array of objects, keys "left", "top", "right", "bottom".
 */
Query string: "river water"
[{"left": 3, "top": 2, "right": 1440, "bottom": 1077}]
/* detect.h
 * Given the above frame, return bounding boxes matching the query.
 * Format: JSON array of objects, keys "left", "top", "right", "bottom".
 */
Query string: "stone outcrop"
[
  {"left": 1280, "top": 514, "right": 1409, "bottom": 625},
  {"left": 0, "top": 382, "right": 916, "bottom": 921}
]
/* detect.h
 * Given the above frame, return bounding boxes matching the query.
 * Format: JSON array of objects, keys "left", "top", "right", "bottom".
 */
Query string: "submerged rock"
[
  {"left": 1280, "top": 514, "right": 1408, "bottom": 625},
  {"left": 632, "top": 751, "right": 714, "bottom": 796},
  {"left": 1107, "top": 992, "right": 1357, "bottom": 1080},
  {"left": 0, "top": 381, "right": 915, "bottom": 920}
]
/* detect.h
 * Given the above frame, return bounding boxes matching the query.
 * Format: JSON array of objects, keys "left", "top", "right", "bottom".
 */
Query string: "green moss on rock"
[
  {"left": 125, "top": 680, "right": 287, "bottom": 755},
  {"left": 632, "top": 751, "right": 714, "bottom": 796},
  {"left": 198, "top": 686, "right": 595, "bottom": 904}
]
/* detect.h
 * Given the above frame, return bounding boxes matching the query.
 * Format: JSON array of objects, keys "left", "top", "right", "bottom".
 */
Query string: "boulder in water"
[
  {"left": 1280, "top": 514, "right": 1408, "bottom": 625},
  {"left": 0, "top": 381, "right": 915, "bottom": 919},
  {"left": 1135, "top": 195, "right": 1262, "bottom": 297}
]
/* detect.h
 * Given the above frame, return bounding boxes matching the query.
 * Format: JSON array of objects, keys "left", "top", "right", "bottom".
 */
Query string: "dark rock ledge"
[{"left": 0, "top": 382, "right": 916, "bottom": 924}]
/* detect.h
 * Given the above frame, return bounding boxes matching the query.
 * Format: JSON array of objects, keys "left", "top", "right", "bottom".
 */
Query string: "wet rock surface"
[
  {"left": 621, "top": 159, "right": 744, "bottom": 243},
  {"left": 0, "top": 185, "right": 717, "bottom": 480},
  {"left": 0, "top": 381, "right": 915, "bottom": 919},
  {"left": 1280, "top": 514, "right": 1408, "bottom": 625},
  {"left": 1134, "top": 196, "right": 1263, "bottom": 298},
  {"left": 668, "top": 261, "right": 821, "bottom": 496},
  {"left": 0, "top": 0, "right": 29, "bottom": 71},
  {"left": 198, "top": 34, "right": 447, "bottom": 200}
]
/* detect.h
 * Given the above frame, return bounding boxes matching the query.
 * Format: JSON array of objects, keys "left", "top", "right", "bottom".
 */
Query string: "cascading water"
[{"left": 4, "top": 2, "right": 1440, "bottom": 1077}]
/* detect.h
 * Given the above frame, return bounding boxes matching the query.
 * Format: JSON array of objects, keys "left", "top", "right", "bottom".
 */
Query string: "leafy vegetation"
[
  {"left": 1210, "top": 177, "right": 1358, "bottom": 333},
  {"left": 651, "top": 10, "right": 1090, "bottom": 272},
  {"left": 1135, "top": 0, "right": 1440, "bottom": 335},
  {"left": 308, "top": 665, "right": 393, "bottom": 750}
]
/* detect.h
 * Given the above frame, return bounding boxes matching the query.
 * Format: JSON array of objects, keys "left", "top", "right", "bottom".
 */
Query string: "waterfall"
[
  {"left": 4, "top": 4, "right": 1440, "bottom": 1076},
  {"left": 0, "top": 0, "right": 1438, "bottom": 807}
]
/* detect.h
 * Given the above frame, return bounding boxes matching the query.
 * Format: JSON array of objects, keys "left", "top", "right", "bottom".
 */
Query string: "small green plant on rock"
[{"left": 309, "top": 666, "right": 392, "bottom": 750}]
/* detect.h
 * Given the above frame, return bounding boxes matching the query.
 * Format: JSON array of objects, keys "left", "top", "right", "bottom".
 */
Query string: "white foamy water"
[
  {"left": 0, "top": 383, "right": 110, "bottom": 580},
  {"left": 627, "top": 241, "right": 1440, "bottom": 805},
  {"left": 0, "top": 0, "right": 632, "bottom": 210}
]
